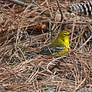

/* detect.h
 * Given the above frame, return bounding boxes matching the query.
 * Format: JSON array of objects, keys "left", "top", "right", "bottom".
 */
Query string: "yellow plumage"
[{"left": 40, "top": 30, "right": 69, "bottom": 55}]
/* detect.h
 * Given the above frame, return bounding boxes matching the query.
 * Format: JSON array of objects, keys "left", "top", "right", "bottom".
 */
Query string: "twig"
[
  {"left": 6, "top": 23, "right": 38, "bottom": 33},
  {"left": 1, "top": 21, "right": 92, "bottom": 36},
  {"left": 64, "top": 21, "right": 92, "bottom": 25},
  {"left": 78, "top": 35, "right": 92, "bottom": 50},
  {"left": 56, "top": 0, "right": 63, "bottom": 22},
  {"left": 9, "top": 0, "right": 28, "bottom": 6},
  {"left": 73, "top": 78, "right": 86, "bottom": 92},
  {"left": 70, "top": 19, "right": 76, "bottom": 43},
  {"left": 51, "top": 21, "right": 92, "bottom": 25}
]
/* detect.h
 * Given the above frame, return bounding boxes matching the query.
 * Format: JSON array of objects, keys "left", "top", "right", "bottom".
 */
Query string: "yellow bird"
[{"left": 40, "top": 30, "right": 70, "bottom": 55}]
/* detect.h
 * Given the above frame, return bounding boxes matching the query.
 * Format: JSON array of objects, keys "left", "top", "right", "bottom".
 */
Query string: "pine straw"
[{"left": 0, "top": 0, "right": 92, "bottom": 92}]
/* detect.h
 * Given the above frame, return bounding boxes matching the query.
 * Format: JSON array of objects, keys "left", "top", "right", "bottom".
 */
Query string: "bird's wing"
[
  {"left": 40, "top": 45, "right": 64, "bottom": 55},
  {"left": 50, "top": 46, "right": 64, "bottom": 53}
]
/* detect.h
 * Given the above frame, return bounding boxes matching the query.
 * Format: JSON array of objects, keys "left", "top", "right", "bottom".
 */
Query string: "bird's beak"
[{"left": 69, "top": 33, "right": 71, "bottom": 36}]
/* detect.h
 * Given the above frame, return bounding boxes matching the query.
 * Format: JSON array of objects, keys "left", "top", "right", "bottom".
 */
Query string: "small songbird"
[{"left": 40, "top": 30, "right": 70, "bottom": 55}]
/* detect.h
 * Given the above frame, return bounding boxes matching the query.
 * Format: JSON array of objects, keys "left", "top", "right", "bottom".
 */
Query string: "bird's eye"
[{"left": 64, "top": 33, "right": 66, "bottom": 36}]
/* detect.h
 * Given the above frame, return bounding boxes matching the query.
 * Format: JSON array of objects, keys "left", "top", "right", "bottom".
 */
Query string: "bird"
[{"left": 40, "top": 30, "right": 70, "bottom": 55}]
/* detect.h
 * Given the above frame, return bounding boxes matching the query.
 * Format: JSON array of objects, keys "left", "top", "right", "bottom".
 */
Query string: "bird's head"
[
  {"left": 57, "top": 30, "right": 70, "bottom": 48},
  {"left": 58, "top": 30, "right": 69, "bottom": 38}
]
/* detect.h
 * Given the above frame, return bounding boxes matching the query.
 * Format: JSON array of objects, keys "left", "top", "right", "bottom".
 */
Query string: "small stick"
[
  {"left": 78, "top": 35, "right": 92, "bottom": 50},
  {"left": 73, "top": 78, "right": 86, "bottom": 92},
  {"left": 9, "top": 0, "right": 28, "bottom": 6},
  {"left": 51, "top": 21, "right": 92, "bottom": 25},
  {"left": 56, "top": 0, "right": 63, "bottom": 22}
]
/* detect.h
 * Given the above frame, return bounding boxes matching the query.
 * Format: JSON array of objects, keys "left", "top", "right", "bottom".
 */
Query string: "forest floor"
[{"left": 0, "top": 0, "right": 92, "bottom": 92}]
